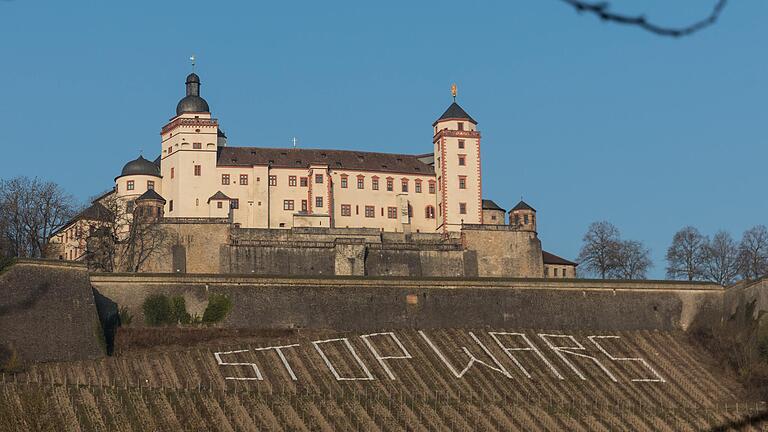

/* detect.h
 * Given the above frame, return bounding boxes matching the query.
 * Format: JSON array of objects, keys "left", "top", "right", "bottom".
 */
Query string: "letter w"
[{"left": 419, "top": 331, "right": 511, "bottom": 378}]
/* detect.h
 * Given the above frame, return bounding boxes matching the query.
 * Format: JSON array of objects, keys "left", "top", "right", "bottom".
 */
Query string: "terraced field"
[{"left": 1, "top": 329, "right": 765, "bottom": 431}]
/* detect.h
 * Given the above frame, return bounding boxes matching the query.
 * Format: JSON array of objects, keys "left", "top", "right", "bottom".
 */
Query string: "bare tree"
[
  {"left": 737, "top": 225, "right": 768, "bottom": 281},
  {"left": 702, "top": 230, "right": 740, "bottom": 286},
  {"left": 79, "top": 193, "right": 169, "bottom": 273},
  {"left": 560, "top": 0, "right": 728, "bottom": 38},
  {"left": 0, "top": 177, "right": 76, "bottom": 258},
  {"left": 610, "top": 240, "right": 652, "bottom": 280},
  {"left": 666, "top": 226, "right": 707, "bottom": 281},
  {"left": 577, "top": 221, "right": 621, "bottom": 279}
]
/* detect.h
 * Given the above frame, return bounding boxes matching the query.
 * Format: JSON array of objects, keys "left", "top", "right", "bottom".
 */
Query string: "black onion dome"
[
  {"left": 176, "top": 95, "right": 210, "bottom": 115},
  {"left": 120, "top": 156, "right": 161, "bottom": 178},
  {"left": 175, "top": 72, "right": 210, "bottom": 115}
]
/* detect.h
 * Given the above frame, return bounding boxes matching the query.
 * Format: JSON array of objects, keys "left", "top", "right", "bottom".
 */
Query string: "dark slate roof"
[
  {"left": 217, "top": 147, "right": 436, "bottom": 176},
  {"left": 176, "top": 95, "right": 210, "bottom": 115},
  {"left": 52, "top": 202, "right": 114, "bottom": 236},
  {"left": 135, "top": 189, "right": 166, "bottom": 203},
  {"left": 434, "top": 102, "right": 477, "bottom": 125},
  {"left": 208, "top": 191, "right": 231, "bottom": 203},
  {"left": 510, "top": 200, "right": 536, "bottom": 212},
  {"left": 119, "top": 156, "right": 161, "bottom": 178},
  {"left": 186, "top": 72, "right": 200, "bottom": 83},
  {"left": 482, "top": 199, "right": 505, "bottom": 211},
  {"left": 543, "top": 251, "right": 578, "bottom": 266}
]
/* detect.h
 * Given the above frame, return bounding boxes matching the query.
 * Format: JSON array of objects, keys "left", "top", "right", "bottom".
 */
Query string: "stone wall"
[
  {"left": 0, "top": 260, "right": 103, "bottom": 364},
  {"left": 723, "top": 277, "right": 768, "bottom": 319},
  {"left": 153, "top": 221, "right": 543, "bottom": 278},
  {"left": 91, "top": 274, "right": 723, "bottom": 333}
]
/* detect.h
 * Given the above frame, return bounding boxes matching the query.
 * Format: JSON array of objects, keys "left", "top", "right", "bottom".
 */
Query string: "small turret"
[
  {"left": 134, "top": 189, "right": 166, "bottom": 220},
  {"left": 509, "top": 200, "right": 536, "bottom": 232}
]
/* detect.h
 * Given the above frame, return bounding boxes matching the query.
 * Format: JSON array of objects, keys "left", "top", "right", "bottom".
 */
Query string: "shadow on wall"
[{"left": 92, "top": 288, "right": 120, "bottom": 356}]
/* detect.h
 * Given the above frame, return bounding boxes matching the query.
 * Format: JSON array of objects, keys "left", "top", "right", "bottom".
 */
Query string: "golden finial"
[{"left": 451, "top": 83, "right": 457, "bottom": 101}]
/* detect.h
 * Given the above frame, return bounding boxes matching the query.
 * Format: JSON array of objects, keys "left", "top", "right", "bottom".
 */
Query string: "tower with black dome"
[
  {"left": 432, "top": 86, "right": 483, "bottom": 231},
  {"left": 115, "top": 155, "right": 162, "bottom": 214},
  {"left": 160, "top": 72, "right": 221, "bottom": 217}
]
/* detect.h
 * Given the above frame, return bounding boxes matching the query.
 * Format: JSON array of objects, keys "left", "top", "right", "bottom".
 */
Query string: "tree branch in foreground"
[{"left": 560, "top": 0, "right": 727, "bottom": 37}]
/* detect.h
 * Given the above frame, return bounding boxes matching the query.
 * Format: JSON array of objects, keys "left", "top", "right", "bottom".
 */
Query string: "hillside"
[{"left": 1, "top": 328, "right": 765, "bottom": 431}]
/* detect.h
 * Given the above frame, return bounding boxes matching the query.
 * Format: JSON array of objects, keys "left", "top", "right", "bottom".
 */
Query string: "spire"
[
  {"left": 185, "top": 72, "right": 201, "bottom": 97},
  {"left": 451, "top": 83, "right": 457, "bottom": 102}
]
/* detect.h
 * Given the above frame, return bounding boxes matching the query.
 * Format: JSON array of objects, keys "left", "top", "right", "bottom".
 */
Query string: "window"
[
  {"left": 554, "top": 268, "right": 559, "bottom": 277},
  {"left": 231, "top": 199, "right": 239, "bottom": 209},
  {"left": 458, "top": 155, "right": 466, "bottom": 166},
  {"left": 300, "top": 177, "right": 308, "bottom": 187},
  {"left": 288, "top": 176, "right": 297, "bottom": 186},
  {"left": 357, "top": 177, "right": 364, "bottom": 189},
  {"left": 168, "top": 146, "right": 172, "bottom": 154},
  {"left": 222, "top": 174, "right": 230, "bottom": 185},
  {"left": 170, "top": 167, "right": 174, "bottom": 179},
  {"left": 386, "top": 178, "right": 393, "bottom": 192},
  {"left": 387, "top": 207, "right": 397, "bottom": 219},
  {"left": 315, "top": 174, "right": 323, "bottom": 184},
  {"left": 341, "top": 204, "right": 351, "bottom": 216},
  {"left": 301, "top": 200, "right": 308, "bottom": 212},
  {"left": 240, "top": 174, "right": 249, "bottom": 185},
  {"left": 194, "top": 165, "right": 201, "bottom": 176},
  {"left": 126, "top": 180, "right": 134, "bottom": 191},
  {"left": 438, "top": 203, "right": 442, "bottom": 216},
  {"left": 193, "top": 142, "right": 202, "bottom": 149},
  {"left": 415, "top": 180, "right": 422, "bottom": 193},
  {"left": 457, "top": 122, "right": 464, "bottom": 131},
  {"left": 315, "top": 196, "right": 323, "bottom": 208},
  {"left": 524, "top": 214, "right": 529, "bottom": 224},
  {"left": 169, "top": 200, "right": 173, "bottom": 212},
  {"left": 217, "top": 201, "right": 223, "bottom": 209},
  {"left": 147, "top": 180, "right": 154, "bottom": 190},
  {"left": 458, "top": 140, "right": 465, "bottom": 149},
  {"left": 401, "top": 179, "right": 408, "bottom": 192},
  {"left": 428, "top": 181, "right": 436, "bottom": 194},
  {"left": 491, "top": 215, "right": 497, "bottom": 221},
  {"left": 425, "top": 206, "right": 435, "bottom": 219},
  {"left": 283, "top": 200, "right": 294, "bottom": 211},
  {"left": 126, "top": 201, "right": 135, "bottom": 213},
  {"left": 514, "top": 215, "right": 520, "bottom": 225},
  {"left": 365, "top": 205, "right": 375, "bottom": 218},
  {"left": 459, "top": 202, "right": 467, "bottom": 214},
  {"left": 372, "top": 177, "right": 379, "bottom": 190},
  {"left": 340, "top": 176, "right": 348, "bottom": 188},
  {"left": 459, "top": 177, "right": 466, "bottom": 189},
  {"left": 268, "top": 175, "right": 277, "bottom": 186}
]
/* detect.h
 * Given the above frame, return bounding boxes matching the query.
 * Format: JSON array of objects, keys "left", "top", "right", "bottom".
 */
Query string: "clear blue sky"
[{"left": 1, "top": 1, "right": 765, "bottom": 277}]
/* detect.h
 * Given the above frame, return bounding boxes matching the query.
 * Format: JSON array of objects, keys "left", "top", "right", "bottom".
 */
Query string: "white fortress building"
[
  {"left": 50, "top": 71, "right": 578, "bottom": 278},
  {"left": 115, "top": 73, "right": 486, "bottom": 232}
]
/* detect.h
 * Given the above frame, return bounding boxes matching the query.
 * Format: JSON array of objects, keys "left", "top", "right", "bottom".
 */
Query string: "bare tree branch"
[{"left": 560, "top": 0, "right": 727, "bottom": 37}]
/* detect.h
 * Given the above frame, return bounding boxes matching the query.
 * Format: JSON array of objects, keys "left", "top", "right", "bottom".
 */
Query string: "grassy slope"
[{"left": 1, "top": 328, "right": 766, "bottom": 431}]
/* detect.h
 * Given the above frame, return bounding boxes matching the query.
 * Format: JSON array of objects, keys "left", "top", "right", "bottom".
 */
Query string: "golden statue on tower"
[{"left": 451, "top": 83, "right": 457, "bottom": 101}]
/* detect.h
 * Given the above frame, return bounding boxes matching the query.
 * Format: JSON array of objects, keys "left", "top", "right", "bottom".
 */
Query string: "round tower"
[
  {"left": 115, "top": 155, "right": 162, "bottom": 213},
  {"left": 509, "top": 200, "right": 536, "bottom": 232},
  {"left": 134, "top": 189, "right": 166, "bottom": 221}
]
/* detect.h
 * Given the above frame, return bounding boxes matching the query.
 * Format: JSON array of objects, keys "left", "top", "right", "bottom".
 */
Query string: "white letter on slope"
[
  {"left": 588, "top": 336, "right": 665, "bottom": 383},
  {"left": 360, "top": 332, "right": 412, "bottom": 380},
  {"left": 252, "top": 344, "right": 301, "bottom": 381},
  {"left": 538, "top": 334, "right": 617, "bottom": 382},
  {"left": 312, "top": 338, "right": 374, "bottom": 381},
  {"left": 214, "top": 349, "right": 262, "bottom": 381},
  {"left": 489, "top": 332, "right": 564, "bottom": 380},
  {"left": 419, "top": 331, "right": 511, "bottom": 378}
]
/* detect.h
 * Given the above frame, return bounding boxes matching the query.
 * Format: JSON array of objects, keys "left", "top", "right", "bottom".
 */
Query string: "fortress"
[{"left": 48, "top": 73, "right": 577, "bottom": 278}]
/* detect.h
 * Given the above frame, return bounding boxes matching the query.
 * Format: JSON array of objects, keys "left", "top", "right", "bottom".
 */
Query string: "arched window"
[{"left": 425, "top": 205, "right": 435, "bottom": 219}]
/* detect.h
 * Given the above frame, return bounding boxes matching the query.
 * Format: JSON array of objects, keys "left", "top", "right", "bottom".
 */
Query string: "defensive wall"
[
  {"left": 0, "top": 260, "right": 103, "bottom": 364},
  {"left": 146, "top": 221, "right": 543, "bottom": 278},
  {"left": 724, "top": 276, "right": 768, "bottom": 318},
  {"left": 90, "top": 273, "right": 724, "bottom": 333}
]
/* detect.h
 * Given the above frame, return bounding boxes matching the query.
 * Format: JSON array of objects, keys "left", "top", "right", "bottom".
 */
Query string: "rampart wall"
[
  {"left": 90, "top": 274, "right": 723, "bottom": 333},
  {"left": 150, "top": 222, "right": 541, "bottom": 278},
  {"left": 0, "top": 260, "right": 103, "bottom": 364}
]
